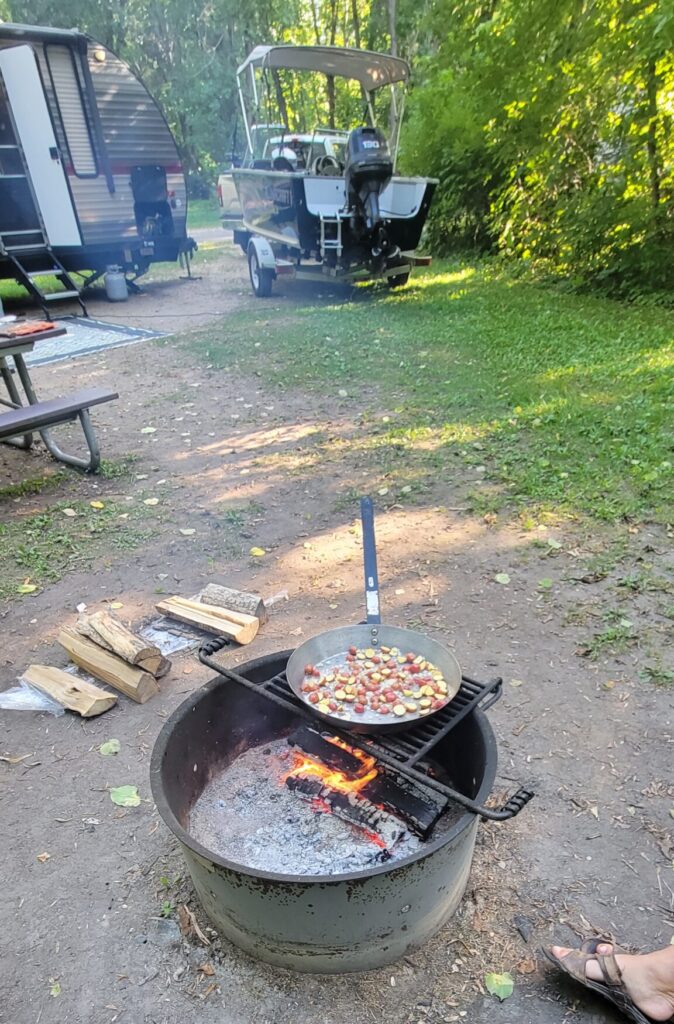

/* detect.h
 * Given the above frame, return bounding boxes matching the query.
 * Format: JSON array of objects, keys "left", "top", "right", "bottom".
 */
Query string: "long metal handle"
[{"left": 360, "top": 497, "right": 381, "bottom": 625}]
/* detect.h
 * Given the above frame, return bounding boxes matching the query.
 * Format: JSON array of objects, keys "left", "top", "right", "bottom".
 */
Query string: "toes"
[
  {"left": 551, "top": 946, "right": 573, "bottom": 960},
  {"left": 596, "top": 943, "right": 613, "bottom": 955}
]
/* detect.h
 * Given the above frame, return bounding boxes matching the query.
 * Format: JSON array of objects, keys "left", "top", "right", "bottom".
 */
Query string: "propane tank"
[{"left": 104, "top": 266, "right": 128, "bottom": 302}]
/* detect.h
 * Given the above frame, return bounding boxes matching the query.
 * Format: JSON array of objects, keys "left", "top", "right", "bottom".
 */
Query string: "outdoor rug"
[{"left": 24, "top": 317, "right": 166, "bottom": 367}]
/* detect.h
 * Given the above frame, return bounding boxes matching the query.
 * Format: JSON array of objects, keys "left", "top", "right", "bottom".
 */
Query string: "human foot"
[{"left": 550, "top": 943, "right": 674, "bottom": 1022}]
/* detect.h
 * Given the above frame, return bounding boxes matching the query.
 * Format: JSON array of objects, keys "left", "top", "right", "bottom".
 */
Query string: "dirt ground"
[{"left": 1, "top": 243, "right": 672, "bottom": 1024}]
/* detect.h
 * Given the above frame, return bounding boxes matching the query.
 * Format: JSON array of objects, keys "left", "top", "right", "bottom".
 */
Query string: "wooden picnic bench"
[{"left": 0, "top": 334, "right": 118, "bottom": 473}]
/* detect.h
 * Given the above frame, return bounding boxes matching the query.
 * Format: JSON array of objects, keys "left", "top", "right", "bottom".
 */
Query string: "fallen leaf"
[
  {"left": 76, "top": 602, "right": 87, "bottom": 613},
  {"left": 179, "top": 528, "right": 196, "bottom": 536},
  {"left": 90, "top": 500, "right": 105, "bottom": 510},
  {"left": 197, "top": 963, "right": 215, "bottom": 976},
  {"left": 0, "top": 753, "right": 30, "bottom": 764},
  {"left": 109, "top": 601, "right": 124, "bottom": 609},
  {"left": 494, "top": 573, "right": 511, "bottom": 585},
  {"left": 143, "top": 498, "right": 159, "bottom": 506},
  {"left": 249, "top": 547, "right": 265, "bottom": 557},
  {"left": 16, "top": 583, "right": 37, "bottom": 594},
  {"left": 669, "top": 808, "right": 674, "bottom": 819},
  {"left": 400, "top": 485, "right": 412, "bottom": 494},
  {"left": 510, "top": 678, "right": 524, "bottom": 688},
  {"left": 140, "top": 426, "right": 157, "bottom": 434},
  {"left": 538, "top": 578, "right": 553, "bottom": 590},
  {"left": 109, "top": 785, "right": 140, "bottom": 807},
  {"left": 338, "top": 388, "right": 348, "bottom": 398},
  {"left": 99, "top": 739, "right": 121, "bottom": 756},
  {"left": 329, "top": 603, "right": 338, "bottom": 610},
  {"left": 485, "top": 971, "right": 514, "bottom": 1001},
  {"left": 49, "top": 979, "right": 61, "bottom": 997},
  {"left": 378, "top": 487, "right": 389, "bottom": 496},
  {"left": 589, "top": 805, "right": 599, "bottom": 819},
  {"left": 602, "top": 679, "right": 617, "bottom": 690},
  {"left": 289, "top": 627, "right": 303, "bottom": 636},
  {"left": 62, "top": 508, "right": 77, "bottom": 517},
  {"left": 547, "top": 539, "right": 562, "bottom": 550},
  {"left": 37, "top": 852, "right": 51, "bottom": 863}
]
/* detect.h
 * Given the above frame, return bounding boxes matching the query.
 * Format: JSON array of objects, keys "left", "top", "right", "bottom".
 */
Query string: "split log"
[
  {"left": 287, "top": 725, "right": 447, "bottom": 837},
  {"left": 157, "top": 597, "right": 259, "bottom": 645},
  {"left": 138, "top": 654, "right": 171, "bottom": 678},
  {"left": 199, "top": 584, "right": 268, "bottom": 624},
  {"left": 285, "top": 773, "right": 405, "bottom": 851},
  {"left": 58, "top": 628, "right": 159, "bottom": 704},
  {"left": 75, "top": 611, "right": 160, "bottom": 666},
  {"left": 22, "top": 664, "right": 117, "bottom": 717}
]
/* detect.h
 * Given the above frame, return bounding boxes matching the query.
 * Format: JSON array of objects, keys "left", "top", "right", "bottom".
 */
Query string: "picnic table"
[{"left": 0, "top": 327, "right": 118, "bottom": 472}]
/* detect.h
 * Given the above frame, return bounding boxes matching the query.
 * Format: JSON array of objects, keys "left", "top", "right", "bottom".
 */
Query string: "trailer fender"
[{"left": 247, "top": 236, "right": 276, "bottom": 274}]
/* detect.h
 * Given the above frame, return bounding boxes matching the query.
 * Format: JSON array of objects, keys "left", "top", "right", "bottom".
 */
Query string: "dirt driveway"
[{"left": 0, "top": 244, "right": 672, "bottom": 1024}]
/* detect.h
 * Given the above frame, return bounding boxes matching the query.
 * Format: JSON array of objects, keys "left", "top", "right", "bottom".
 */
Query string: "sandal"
[{"left": 542, "top": 943, "right": 667, "bottom": 1024}]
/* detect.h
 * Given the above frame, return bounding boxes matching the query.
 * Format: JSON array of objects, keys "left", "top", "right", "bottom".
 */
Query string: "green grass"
[
  {"left": 0, "top": 497, "right": 155, "bottom": 600},
  {"left": 187, "top": 198, "right": 222, "bottom": 230},
  {"left": 0, "top": 472, "right": 65, "bottom": 499},
  {"left": 183, "top": 260, "right": 673, "bottom": 525}
]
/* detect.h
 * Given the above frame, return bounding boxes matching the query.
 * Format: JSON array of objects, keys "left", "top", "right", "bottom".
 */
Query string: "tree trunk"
[
  {"left": 645, "top": 58, "right": 661, "bottom": 221},
  {"left": 351, "top": 0, "right": 362, "bottom": 48},
  {"left": 272, "top": 69, "right": 290, "bottom": 129},
  {"left": 388, "top": 0, "right": 397, "bottom": 135}
]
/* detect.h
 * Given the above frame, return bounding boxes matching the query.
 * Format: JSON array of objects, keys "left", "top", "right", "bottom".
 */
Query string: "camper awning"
[{"left": 237, "top": 45, "right": 410, "bottom": 91}]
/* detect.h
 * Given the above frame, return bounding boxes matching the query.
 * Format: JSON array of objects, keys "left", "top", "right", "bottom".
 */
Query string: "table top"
[{"left": 0, "top": 326, "right": 67, "bottom": 357}]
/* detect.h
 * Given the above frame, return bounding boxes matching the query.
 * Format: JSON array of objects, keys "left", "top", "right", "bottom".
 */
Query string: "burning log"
[
  {"left": 287, "top": 725, "right": 447, "bottom": 838},
  {"left": 285, "top": 773, "right": 405, "bottom": 853}
]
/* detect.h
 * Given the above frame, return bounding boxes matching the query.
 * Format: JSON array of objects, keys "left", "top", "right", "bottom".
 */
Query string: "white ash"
[{"left": 188, "top": 739, "right": 458, "bottom": 876}]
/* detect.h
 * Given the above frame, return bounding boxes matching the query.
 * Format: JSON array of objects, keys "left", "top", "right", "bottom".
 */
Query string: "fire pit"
[{"left": 150, "top": 649, "right": 531, "bottom": 973}]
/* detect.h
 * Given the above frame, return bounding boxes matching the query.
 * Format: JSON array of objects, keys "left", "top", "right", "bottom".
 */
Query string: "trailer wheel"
[
  {"left": 387, "top": 272, "right": 410, "bottom": 289},
  {"left": 248, "top": 248, "right": 273, "bottom": 297}
]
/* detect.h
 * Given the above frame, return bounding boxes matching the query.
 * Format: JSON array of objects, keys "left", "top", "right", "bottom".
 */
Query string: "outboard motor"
[{"left": 344, "top": 126, "right": 393, "bottom": 232}]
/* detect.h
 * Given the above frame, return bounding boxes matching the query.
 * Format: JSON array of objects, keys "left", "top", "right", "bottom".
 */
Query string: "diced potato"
[
  {"left": 419, "top": 697, "right": 432, "bottom": 708},
  {"left": 364, "top": 648, "right": 375, "bottom": 658},
  {"left": 335, "top": 688, "right": 346, "bottom": 700},
  {"left": 405, "top": 702, "right": 418, "bottom": 713},
  {"left": 422, "top": 685, "right": 435, "bottom": 697},
  {"left": 393, "top": 704, "right": 406, "bottom": 717}
]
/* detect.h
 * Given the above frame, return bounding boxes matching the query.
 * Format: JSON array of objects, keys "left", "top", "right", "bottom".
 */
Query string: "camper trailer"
[{"left": 0, "top": 23, "right": 194, "bottom": 314}]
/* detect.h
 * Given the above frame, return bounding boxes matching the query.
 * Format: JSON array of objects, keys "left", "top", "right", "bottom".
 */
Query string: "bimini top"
[{"left": 237, "top": 45, "right": 410, "bottom": 91}]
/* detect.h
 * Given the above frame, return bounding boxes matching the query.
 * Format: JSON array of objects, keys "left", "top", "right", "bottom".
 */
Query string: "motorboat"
[{"left": 231, "top": 45, "right": 437, "bottom": 296}]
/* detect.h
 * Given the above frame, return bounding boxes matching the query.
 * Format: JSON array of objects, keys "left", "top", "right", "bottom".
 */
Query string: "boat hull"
[{"left": 231, "top": 169, "right": 436, "bottom": 258}]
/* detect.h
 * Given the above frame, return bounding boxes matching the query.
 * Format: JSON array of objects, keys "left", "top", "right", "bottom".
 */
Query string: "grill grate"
[
  {"left": 261, "top": 666, "right": 501, "bottom": 768},
  {"left": 199, "top": 641, "right": 533, "bottom": 822}
]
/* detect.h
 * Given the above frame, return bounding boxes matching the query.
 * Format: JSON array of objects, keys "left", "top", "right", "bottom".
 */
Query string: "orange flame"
[{"left": 282, "top": 735, "right": 378, "bottom": 796}]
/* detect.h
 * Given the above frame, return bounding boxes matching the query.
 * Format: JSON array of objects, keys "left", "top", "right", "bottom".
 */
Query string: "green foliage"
[{"left": 402, "top": 0, "right": 674, "bottom": 297}]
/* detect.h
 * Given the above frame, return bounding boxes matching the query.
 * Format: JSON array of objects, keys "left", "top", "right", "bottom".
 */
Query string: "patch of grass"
[
  {"left": 0, "top": 472, "right": 64, "bottom": 499},
  {"left": 581, "top": 609, "right": 637, "bottom": 658},
  {"left": 184, "top": 259, "right": 673, "bottom": 525},
  {"left": 639, "top": 665, "right": 674, "bottom": 687},
  {"left": 187, "top": 198, "right": 222, "bottom": 230},
  {"left": 99, "top": 454, "right": 139, "bottom": 479},
  {"left": 0, "top": 498, "right": 154, "bottom": 600}
]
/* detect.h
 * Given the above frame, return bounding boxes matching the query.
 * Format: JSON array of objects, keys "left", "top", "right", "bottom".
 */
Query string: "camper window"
[{"left": 44, "top": 46, "right": 98, "bottom": 177}]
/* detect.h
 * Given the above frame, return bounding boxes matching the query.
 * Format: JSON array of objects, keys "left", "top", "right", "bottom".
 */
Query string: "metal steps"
[{"left": 0, "top": 241, "right": 87, "bottom": 318}]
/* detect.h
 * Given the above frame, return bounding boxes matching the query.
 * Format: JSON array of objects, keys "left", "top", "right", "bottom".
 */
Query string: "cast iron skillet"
[{"left": 284, "top": 498, "right": 462, "bottom": 735}]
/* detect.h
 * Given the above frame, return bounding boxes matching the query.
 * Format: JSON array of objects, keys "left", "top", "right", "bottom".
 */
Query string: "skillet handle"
[{"left": 360, "top": 497, "right": 381, "bottom": 625}]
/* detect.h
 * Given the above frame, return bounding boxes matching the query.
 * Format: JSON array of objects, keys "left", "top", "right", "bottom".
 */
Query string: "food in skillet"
[{"left": 300, "top": 645, "right": 450, "bottom": 720}]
